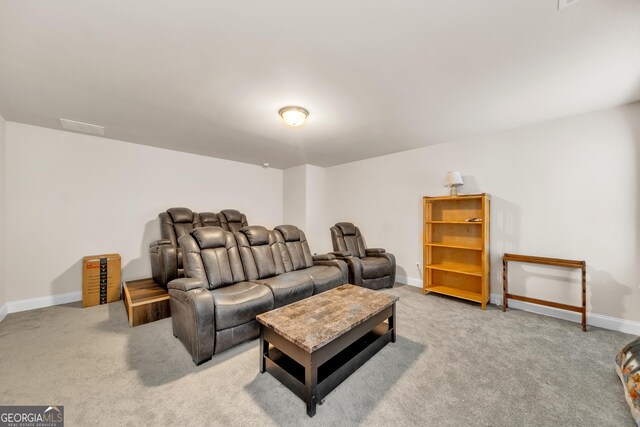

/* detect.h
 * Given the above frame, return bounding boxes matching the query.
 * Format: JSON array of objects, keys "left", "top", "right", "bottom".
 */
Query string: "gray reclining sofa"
[{"left": 168, "top": 225, "right": 348, "bottom": 365}]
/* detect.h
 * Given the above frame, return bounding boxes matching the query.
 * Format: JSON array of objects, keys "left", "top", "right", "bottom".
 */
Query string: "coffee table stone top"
[{"left": 256, "top": 284, "right": 399, "bottom": 353}]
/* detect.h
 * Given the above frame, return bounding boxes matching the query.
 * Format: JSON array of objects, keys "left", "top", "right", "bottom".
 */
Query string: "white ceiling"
[{"left": 1, "top": 1, "right": 639, "bottom": 169}]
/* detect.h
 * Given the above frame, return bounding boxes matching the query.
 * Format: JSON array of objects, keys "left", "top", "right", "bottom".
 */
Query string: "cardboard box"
[{"left": 82, "top": 253, "right": 121, "bottom": 307}]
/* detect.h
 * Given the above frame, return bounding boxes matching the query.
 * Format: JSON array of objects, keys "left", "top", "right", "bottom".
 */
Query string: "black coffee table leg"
[
  {"left": 305, "top": 355, "right": 318, "bottom": 417},
  {"left": 259, "top": 328, "right": 267, "bottom": 374},
  {"left": 390, "top": 303, "right": 396, "bottom": 343}
]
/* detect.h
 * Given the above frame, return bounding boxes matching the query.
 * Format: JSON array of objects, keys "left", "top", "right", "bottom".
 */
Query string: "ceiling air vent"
[
  {"left": 558, "top": 0, "right": 582, "bottom": 10},
  {"left": 59, "top": 118, "right": 105, "bottom": 136}
]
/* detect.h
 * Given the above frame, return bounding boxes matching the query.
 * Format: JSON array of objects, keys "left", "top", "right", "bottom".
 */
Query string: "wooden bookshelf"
[{"left": 423, "top": 194, "right": 490, "bottom": 310}]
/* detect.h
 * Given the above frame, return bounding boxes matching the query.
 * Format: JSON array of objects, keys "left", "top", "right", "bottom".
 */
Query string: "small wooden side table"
[{"left": 502, "top": 253, "right": 586, "bottom": 331}]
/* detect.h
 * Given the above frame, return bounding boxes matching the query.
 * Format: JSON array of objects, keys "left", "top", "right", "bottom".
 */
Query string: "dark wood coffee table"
[{"left": 256, "top": 284, "right": 398, "bottom": 417}]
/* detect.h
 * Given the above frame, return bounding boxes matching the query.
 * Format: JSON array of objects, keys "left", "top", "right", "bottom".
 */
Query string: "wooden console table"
[{"left": 502, "top": 253, "right": 586, "bottom": 331}]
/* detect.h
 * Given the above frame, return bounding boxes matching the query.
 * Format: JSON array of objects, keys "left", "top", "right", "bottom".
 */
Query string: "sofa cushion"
[
  {"left": 361, "top": 256, "right": 391, "bottom": 279},
  {"left": 239, "top": 226, "right": 270, "bottom": 246},
  {"left": 362, "top": 276, "right": 391, "bottom": 290},
  {"left": 336, "top": 222, "right": 357, "bottom": 236},
  {"left": 275, "top": 225, "right": 300, "bottom": 242},
  {"left": 192, "top": 227, "right": 227, "bottom": 249},
  {"left": 274, "top": 225, "right": 314, "bottom": 272},
  {"left": 167, "top": 207, "right": 194, "bottom": 223},
  {"left": 199, "top": 212, "right": 221, "bottom": 227},
  {"left": 210, "top": 281, "right": 274, "bottom": 331},
  {"left": 303, "top": 265, "right": 344, "bottom": 294},
  {"left": 235, "top": 228, "right": 284, "bottom": 280},
  {"left": 220, "top": 209, "right": 242, "bottom": 222},
  {"left": 255, "top": 270, "right": 314, "bottom": 308}
]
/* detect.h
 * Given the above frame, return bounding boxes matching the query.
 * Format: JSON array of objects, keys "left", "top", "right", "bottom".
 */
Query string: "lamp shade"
[{"left": 445, "top": 171, "right": 463, "bottom": 186}]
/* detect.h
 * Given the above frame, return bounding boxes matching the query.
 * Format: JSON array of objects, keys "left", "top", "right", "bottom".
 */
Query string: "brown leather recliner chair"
[
  {"left": 330, "top": 222, "right": 396, "bottom": 290},
  {"left": 149, "top": 207, "right": 201, "bottom": 287}
]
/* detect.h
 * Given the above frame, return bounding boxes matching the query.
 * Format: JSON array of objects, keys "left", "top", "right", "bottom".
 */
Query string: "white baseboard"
[
  {"left": 396, "top": 275, "right": 422, "bottom": 288},
  {"left": 0, "top": 303, "right": 8, "bottom": 323},
  {"left": 396, "top": 275, "right": 640, "bottom": 336},
  {"left": 7, "top": 291, "right": 82, "bottom": 314},
  {"left": 491, "top": 293, "right": 640, "bottom": 336}
]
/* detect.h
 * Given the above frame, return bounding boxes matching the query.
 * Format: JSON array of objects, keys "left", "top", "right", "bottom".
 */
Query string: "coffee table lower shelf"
[{"left": 260, "top": 305, "right": 395, "bottom": 417}]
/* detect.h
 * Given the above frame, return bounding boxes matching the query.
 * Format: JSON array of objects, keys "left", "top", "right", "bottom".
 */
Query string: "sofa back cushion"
[
  {"left": 274, "top": 225, "right": 314, "bottom": 272},
  {"left": 199, "top": 212, "right": 222, "bottom": 228},
  {"left": 331, "top": 222, "right": 367, "bottom": 258},
  {"left": 218, "top": 209, "right": 249, "bottom": 232},
  {"left": 160, "top": 207, "right": 202, "bottom": 246},
  {"left": 179, "top": 227, "right": 245, "bottom": 290},
  {"left": 234, "top": 226, "right": 284, "bottom": 280}
]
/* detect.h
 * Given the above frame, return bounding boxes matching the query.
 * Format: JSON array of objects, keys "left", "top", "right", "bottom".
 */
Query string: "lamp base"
[{"left": 449, "top": 185, "right": 460, "bottom": 197}]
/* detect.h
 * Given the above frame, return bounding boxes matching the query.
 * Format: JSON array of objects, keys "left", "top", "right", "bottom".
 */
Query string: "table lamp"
[{"left": 445, "top": 171, "right": 463, "bottom": 197}]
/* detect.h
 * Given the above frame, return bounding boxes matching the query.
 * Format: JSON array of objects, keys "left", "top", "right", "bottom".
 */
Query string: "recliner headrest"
[
  {"left": 275, "top": 225, "right": 301, "bottom": 242},
  {"left": 199, "top": 212, "right": 221, "bottom": 226},
  {"left": 220, "top": 209, "right": 242, "bottom": 222},
  {"left": 238, "top": 226, "right": 270, "bottom": 246},
  {"left": 167, "top": 207, "right": 194, "bottom": 223},
  {"left": 191, "top": 227, "right": 228, "bottom": 249},
  {"left": 336, "top": 222, "right": 357, "bottom": 236}
]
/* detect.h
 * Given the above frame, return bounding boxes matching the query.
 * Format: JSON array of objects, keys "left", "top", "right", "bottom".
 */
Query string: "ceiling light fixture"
[{"left": 279, "top": 106, "right": 309, "bottom": 127}]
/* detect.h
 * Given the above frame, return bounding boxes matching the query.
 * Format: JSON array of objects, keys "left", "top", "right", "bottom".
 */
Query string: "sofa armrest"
[
  {"left": 343, "top": 256, "right": 363, "bottom": 285},
  {"left": 366, "top": 248, "right": 386, "bottom": 255},
  {"left": 365, "top": 252, "right": 396, "bottom": 286},
  {"left": 168, "top": 277, "right": 207, "bottom": 292},
  {"left": 330, "top": 251, "right": 352, "bottom": 258},
  {"left": 168, "top": 287, "right": 215, "bottom": 365},
  {"left": 313, "top": 259, "right": 349, "bottom": 284},
  {"left": 313, "top": 253, "right": 336, "bottom": 261},
  {"left": 149, "top": 243, "right": 178, "bottom": 287},
  {"left": 149, "top": 239, "right": 173, "bottom": 248}
]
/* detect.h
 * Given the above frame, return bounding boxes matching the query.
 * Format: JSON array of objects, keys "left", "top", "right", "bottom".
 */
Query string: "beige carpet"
[{"left": 0, "top": 284, "right": 634, "bottom": 426}]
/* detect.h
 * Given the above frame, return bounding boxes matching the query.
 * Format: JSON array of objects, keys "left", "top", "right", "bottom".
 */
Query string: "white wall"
[
  {"left": 283, "top": 165, "right": 306, "bottom": 230},
  {"left": 5, "top": 123, "right": 283, "bottom": 305},
  {"left": 4, "top": 102, "right": 640, "bottom": 330},
  {"left": 0, "top": 113, "right": 6, "bottom": 320},
  {"left": 324, "top": 102, "right": 640, "bottom": 325},
  {"left": 282, "top": 164, "right": 330, "bottom": 255},
  {"left": 304, "top": 165, "right": 330, "bottom": 254}
]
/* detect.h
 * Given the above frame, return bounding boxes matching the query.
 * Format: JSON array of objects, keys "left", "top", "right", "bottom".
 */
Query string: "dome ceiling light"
[{"left": 279, "top": 106, "right": 309, "bottom": 127}]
